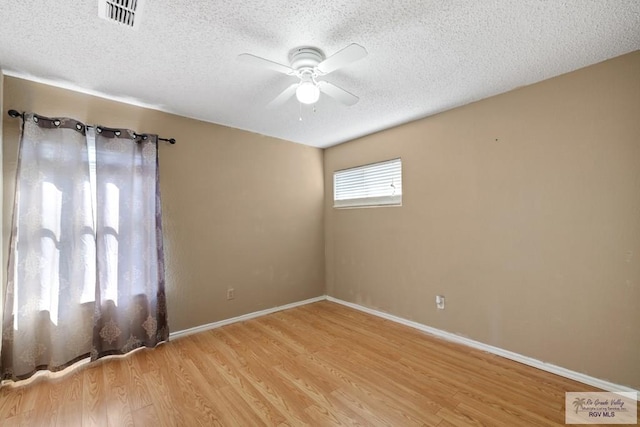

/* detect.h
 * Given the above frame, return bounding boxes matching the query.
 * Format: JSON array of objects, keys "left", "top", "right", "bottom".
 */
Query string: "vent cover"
[{"left": 98, "top": 0, "right": 142, "bottom": 29}]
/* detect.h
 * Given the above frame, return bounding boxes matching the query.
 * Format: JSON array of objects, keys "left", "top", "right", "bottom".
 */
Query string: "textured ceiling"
[{"left": 0, "top": 1, "right": 639, "bottom": 148}]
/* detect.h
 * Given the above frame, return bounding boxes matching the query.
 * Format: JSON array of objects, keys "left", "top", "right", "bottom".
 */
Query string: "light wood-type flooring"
[{"left": 0, "top": 300, "right": 625, "bottom": 426}]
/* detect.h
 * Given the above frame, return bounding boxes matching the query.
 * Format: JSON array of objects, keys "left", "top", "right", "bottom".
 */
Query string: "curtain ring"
[
  {"left": 53, "top": 120, "right": 61, "bottom": 127},
  {"left": 96, "top": 127, "right": 102, "bottom": 133},
  {"left": 33, "top": 116, "right": 39, "bottom": 123},
  {"left": 115, "top": 130, "right": 121, "bottom": 137},
  {"left": 76, "top": 123, "right": 83, "bottom": 131}
]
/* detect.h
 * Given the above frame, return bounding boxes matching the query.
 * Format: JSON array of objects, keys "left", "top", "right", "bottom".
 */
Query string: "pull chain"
[{"left": 298, "top": 103, "right": 318, "bottom": 121}]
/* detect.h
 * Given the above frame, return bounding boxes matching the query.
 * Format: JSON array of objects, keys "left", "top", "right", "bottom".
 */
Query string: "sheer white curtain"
[
  {"left": 1, "top": 115, "right": 95, "bottom": 379},
  {"left": 1, "top": 114, "right": 168, "bottom": 381}
]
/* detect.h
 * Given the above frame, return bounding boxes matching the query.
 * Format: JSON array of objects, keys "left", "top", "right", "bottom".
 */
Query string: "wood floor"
[{"left": 0, "top": 300, "right": 618, "bottom": 426}]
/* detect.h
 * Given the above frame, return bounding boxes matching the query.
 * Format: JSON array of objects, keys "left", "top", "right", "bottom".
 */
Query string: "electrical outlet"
[
  {"left": 227, "top": 288, "right": 235, "bottom": 300},
  {"left": 435, "top": 295, "right": 445, "bottom": 310}
]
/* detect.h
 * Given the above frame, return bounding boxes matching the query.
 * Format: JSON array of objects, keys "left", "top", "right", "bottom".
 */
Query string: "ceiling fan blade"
[
  {"left": 316, "top": 43, "right": 368, "bottom": 75},
  {"left": 267, "top": 83, "right": 299, "bottom": 108},
  {"left": 318, "top": 81, "right": 359, "bottom": 106},
  {"left": 237, "top": 53, "right": 295, "bottom": 75}
]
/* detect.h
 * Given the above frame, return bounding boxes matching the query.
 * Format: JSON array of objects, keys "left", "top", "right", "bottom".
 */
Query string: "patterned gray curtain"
[
  {"left": 91, "top": 128, "right": 169, "bottom": 358},
  {"left": 1, "top": 114, "right": 168, "bottom": 381}
]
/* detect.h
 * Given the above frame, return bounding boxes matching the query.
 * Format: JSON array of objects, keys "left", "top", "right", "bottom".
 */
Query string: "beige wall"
[
  {"left": 2, "top": 77, "right": 325, "bottom": 333},
  {"left": 324, "top": 51, "right": 640, "bottom": 389},
  {"left": 0, "top": 70, "right": 3, "bottom": 330}
]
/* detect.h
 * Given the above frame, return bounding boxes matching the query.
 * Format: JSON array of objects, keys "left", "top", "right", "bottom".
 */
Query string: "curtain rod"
[{"left": 7, "top": 109, "right": 176, "bottom": 144}]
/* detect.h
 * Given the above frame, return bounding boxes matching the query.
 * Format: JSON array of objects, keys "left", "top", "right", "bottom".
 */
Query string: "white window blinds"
[{"left": 333, "top": 158, "right": 402, "bottom": 208}]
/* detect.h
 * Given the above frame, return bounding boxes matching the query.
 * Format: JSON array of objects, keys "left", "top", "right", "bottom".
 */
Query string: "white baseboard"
[
  {"left": 169, "top": 295, "right": 326, "bottom": 340},
  {"left": 326, "top": 296, "right": 639, "bottom": 399},
  {"left": 168, "top": 293, "right": 637, "bottom": 399}
]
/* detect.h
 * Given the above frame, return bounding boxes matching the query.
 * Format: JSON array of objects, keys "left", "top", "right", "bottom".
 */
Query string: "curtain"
[
  {"left": 1, "top": 114, "right": 168, "bottom": 381},
  {"left": 92, "top": 128, "right": 169, "bottom": 358}
]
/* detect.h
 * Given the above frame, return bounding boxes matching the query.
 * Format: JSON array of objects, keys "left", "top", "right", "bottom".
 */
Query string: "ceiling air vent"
[{"left": 98, "top": 0, "right": 142, "bottom": 29}]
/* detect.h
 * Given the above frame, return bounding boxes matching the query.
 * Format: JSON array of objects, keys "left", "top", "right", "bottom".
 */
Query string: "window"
[{"left": 333, "top": 158, "right": 402, "bottom": 208}]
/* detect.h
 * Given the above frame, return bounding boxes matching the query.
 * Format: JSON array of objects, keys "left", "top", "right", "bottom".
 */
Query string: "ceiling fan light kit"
[
  {"left": 296, "top": 80, "right": 320, "bottom": 104},
  {"left": 238, "top": 43, "right": 367, "bottom": 108}
]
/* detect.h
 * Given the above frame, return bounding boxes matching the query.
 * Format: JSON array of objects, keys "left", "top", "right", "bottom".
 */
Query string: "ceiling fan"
[{"left": 238, "top": 43, "right": 368, "bottom": 108}]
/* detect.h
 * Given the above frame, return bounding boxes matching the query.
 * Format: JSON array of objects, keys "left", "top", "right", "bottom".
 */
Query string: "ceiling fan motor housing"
[{"left": 289, "top": 47, "right": 325, "bottom": 71}]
